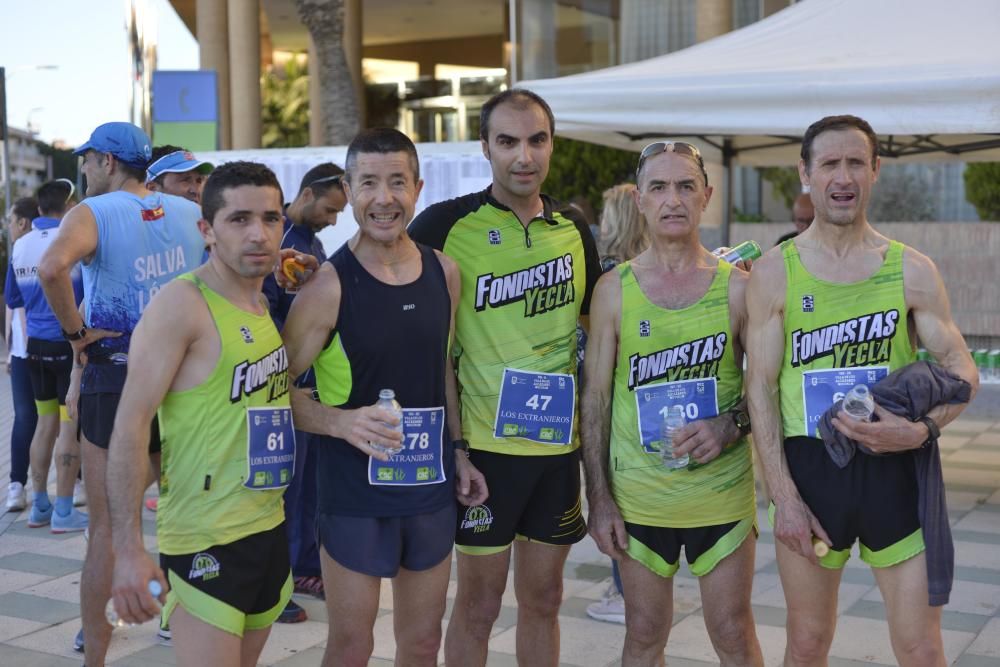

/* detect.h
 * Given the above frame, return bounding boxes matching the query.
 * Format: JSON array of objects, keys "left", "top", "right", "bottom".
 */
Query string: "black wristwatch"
[
  {"left": 453, "top": 438, "right": 470, "bottom": 456},
  {"left": 729, "top": 407, "right": 751, "bottom": 436},
  {"left": 917, "top": 416, "right": 940, "bottom": 448},
  {"left": 62, "top": 326, "right": 87, "bottom": 341}
]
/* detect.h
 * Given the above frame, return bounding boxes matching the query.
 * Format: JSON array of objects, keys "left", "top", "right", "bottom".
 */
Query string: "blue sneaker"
[
  {"left": 27, "top": 502, "right": 53, "bottom": 528},
  {"left": 51, "top": 507, "right": 89, "bottom": 534},
  {"left": 73, "top": 627, "right": 84, "bottom": 652}
]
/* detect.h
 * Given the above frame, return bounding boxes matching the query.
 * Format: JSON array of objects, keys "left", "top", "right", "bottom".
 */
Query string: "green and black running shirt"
[{"left": 409, "top": 188, "right": 601, "bottom": 456}]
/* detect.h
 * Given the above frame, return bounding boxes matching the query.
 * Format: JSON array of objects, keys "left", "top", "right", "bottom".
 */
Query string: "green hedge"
[
  {"left": 544, "top": 137, "right": 638, "bottom": 214},
  {"left": 964, "top": 163, "right": 1000, "bottom": 221}
]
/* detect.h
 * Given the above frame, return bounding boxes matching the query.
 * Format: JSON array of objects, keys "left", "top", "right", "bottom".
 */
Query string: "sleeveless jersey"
[
  {"left": 9, "top": 218, "right": 84, "bottom": 341},
  {"left": 609, "top": 260, "right": 754, "bottom": 527},
  {"left": 80, "top": 191, "right": 204, "bottom": 393},
  {"left": 313, "top": 243, "right": 454, "bottom": 517},
  {"left": 157, "top": 274, "right": 289, "bottom": 554},
  {"left": 408, "top": 189, "right": 601, "bottom": 456},
  {"left": 779, "top": 239, "right": 915, "bottom": 439}
]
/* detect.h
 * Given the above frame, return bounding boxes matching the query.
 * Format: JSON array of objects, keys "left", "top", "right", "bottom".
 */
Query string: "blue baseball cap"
[
  {"left": 73, "top": 122, "right": 152, "bottom": 168},
  {"left": 145, "top": 150, "right": 214, "bottom": 183}
]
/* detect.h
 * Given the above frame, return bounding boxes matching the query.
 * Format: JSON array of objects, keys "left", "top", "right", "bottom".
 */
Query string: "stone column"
[
  {"left": 344, "top": 0, "right": 365, "bottom": 129},
  {"left": 228, "top": 0, "right": 261, "bottom": 148},
  {"left": 308, "top": 33, "right": 324, "bottom": 147},
  {"left": 696, "top": 0, "right": 733, "bottom": 43},
  {"left": 196, "top": 0, "right": 231, "bottom": 149}
]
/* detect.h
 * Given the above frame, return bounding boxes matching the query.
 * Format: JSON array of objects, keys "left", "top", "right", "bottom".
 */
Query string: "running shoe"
[
  {"left": 5, "top": 482, "right": 26, "bottom": 512},
  {"left": 157, "top": 619, "right": 172, "bottom": 643},
  {"left": 73, "top": 479, "right": 87, "bottom": 507},
  {"left": 73, "top": 627, "right": 84, "bottom": 653},
  {"left": 585, "top": 581, "right": 626, "bottom": 625},
  {"left": 276, "top": 599, "right": 307, "bottom": 623},
  {"left": 293, "top": 575, "right": 325, "bottom": 600},
  {"left": 144, "top": 497, "right": 158, "bottom": 512},
  {"left": 51, "top": 508, "right": 89, "bottom": 534},
  {"left": 27, "top": 502, "right": 53, "bottom": 528}
]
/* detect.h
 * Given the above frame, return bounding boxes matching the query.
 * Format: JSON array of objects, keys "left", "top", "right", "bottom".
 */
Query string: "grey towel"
[{"left": 817, "top": 361, "right": 972, "bottom": 606}]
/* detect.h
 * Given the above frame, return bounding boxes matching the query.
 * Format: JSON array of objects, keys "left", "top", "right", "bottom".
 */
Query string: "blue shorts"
[{"left": 317, "top": 502, "right": 456, "bottom": 578}]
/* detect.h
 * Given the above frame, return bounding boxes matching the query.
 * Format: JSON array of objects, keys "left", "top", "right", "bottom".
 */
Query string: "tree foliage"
[
  {"left": 544, "top": 137, "right": 638, "bottom": 215},
  {"left": 759, "top": 166, "right": 801, "bottom": 211},
  {"left": 964, "top": 162, "right": 1000, "bottom": 221},
  {"left": 868, "top": 168, "right": 935, "bottom": 222},
  {"left": 261, "top": 55, "right": 310, "bottom": 148}
]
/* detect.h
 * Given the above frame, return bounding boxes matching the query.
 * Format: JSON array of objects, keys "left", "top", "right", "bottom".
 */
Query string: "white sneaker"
[
  {"left": 5, "top": 482, "right": 27, "bottom": 512},
  {"left": 586, "top": 582, "right": 626, "bottom": 625},
  {"left": 73, "top": 480, "right": 87, "bottom": 507}
]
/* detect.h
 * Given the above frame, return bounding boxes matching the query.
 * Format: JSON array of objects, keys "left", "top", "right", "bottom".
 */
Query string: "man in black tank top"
[{"left": 281, "top": 129, "right": 488, "bottom": 666}]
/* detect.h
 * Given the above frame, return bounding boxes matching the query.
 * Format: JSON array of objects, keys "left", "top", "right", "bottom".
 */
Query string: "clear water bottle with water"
[
  {"left": 841, "top": 385, "right": 875, "bottom": 422},
  {"left": 371, "top": 389, "right": 404, "bottom": 455},
  {"left": 105, "top": 580, "right": 162, "bottom": 627},
  {"left": 661, "top": 405, "right": 689, "bottom": 469}
]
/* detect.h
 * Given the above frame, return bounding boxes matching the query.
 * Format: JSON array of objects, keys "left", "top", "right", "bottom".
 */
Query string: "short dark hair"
[
  {"left": 344, "top": 128, "right": 420, "bottom": 184},
  {"left": 36, "top": 180, "right": 74, "bottom": 216},
  {"left": 201, "top": 161, "right": 283, "bottom": 225},
  {"left": 297, "top": 162, "right": 345, "bottom": 198},
  {"left": 801, "top": 115, "right": 879, "bottom": 171},
  {"left": 479, "top": 89, "right": 555, "bottom": 142},
  {"left": 149, "top": 144, "right": 188, "bottom": 165},
  {"left": 11, "top": 197, "right": 38, "bottom": 223}
]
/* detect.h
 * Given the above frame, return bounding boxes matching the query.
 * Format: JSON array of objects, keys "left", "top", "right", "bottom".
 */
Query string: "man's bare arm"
[
  {"left": 746, "top": 251, "right": 828, "bottom": 561},
  {"left": 580, "top": 270, "right": 627, "bottom": 556}
]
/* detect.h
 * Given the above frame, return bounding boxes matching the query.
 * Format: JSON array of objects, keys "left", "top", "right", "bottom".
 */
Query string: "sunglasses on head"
[
  {"left": 307, "top": 174, "right": 342, "bottom": 189},
  {"left": 636, "top": 141, "right": 708, "bottom": 186},
  {"left": 55, "top": 178, "right": 76, "bottom": 206}
]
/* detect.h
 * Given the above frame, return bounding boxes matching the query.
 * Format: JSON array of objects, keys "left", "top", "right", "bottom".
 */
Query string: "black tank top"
[{"left": 315, "top": 242, "right": 455, "bottom": 517}]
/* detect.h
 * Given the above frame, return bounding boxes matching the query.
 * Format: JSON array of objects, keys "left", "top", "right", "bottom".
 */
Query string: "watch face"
[{"left": 734, "top": 411, "right": 750, "bottom": 429}]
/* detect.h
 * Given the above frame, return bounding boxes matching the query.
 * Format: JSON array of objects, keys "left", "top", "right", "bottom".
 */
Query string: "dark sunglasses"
[{"left": 636, "top": 141, "right": 708, "bottom": 186}]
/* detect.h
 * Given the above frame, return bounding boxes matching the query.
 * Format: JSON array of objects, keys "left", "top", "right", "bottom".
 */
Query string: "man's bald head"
[{"left": 793, "top": 193, "right": 814, "bottom": 232}]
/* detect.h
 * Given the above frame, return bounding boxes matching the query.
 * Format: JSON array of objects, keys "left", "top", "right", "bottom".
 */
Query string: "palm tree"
[
  {"left": 261, "top": 55, "right": 310, "bottom": 148},
  {"left": 295, "top": 0, "right": 360, "bottom": 145}
]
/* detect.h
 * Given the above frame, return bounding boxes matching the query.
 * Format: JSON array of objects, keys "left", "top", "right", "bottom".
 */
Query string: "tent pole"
[{"left": 722, "top": 137, "right": 733, "bottom": 247}]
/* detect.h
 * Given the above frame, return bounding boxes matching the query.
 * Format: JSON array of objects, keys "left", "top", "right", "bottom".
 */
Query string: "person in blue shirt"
[
  {"left": 261, "top": 162, "right": 347, "bottom": 623},
  {"left": 145, "top": 145, "right": 214, "bottom": 205},
  {"left": 8, "top": 179, "right": 87, "bottom": 533},
  {"left": 39, "top": 121, "right": 205, "bottom": 667}
]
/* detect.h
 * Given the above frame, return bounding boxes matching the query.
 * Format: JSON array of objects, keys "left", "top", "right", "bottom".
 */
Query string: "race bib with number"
[
  {"left": 245, "top": 407, "right": 296, "bottom": 490},
  {"left": 369, "top": 406, "right": 447, "bottom": 486},
  {"left": 635, "top": 378, "right": 718, "bottom": 453},
  {"left": 494, "top": 369, "right": 575, "bottom": 445},
  {"left": 801, "top": 366, "right": 888, "bottom": 437}
]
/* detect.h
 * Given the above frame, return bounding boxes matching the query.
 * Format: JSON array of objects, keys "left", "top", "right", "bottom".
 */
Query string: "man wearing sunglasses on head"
[
  {"left": 145, "top": 145, "right": 215, "bottom": 205},
  {"left": 581, "top": 141, "right": 762, "bottom": 666},
  {"left": 260, "top": 162, "right": 347, "bottom": 623}
]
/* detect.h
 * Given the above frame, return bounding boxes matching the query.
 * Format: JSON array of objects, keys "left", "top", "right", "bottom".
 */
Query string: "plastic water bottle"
[
  {"left": 661, "top": 405, "right": 689, "bottom": 469},
  {"left": 371, "top": 389, "right": 404, "bottom": 455},
  {"left": 105, "top": 580, "right": 162, "bottom": 627},
  {"left": 841, "top": 385, "right": 875, "bottom": 422}
]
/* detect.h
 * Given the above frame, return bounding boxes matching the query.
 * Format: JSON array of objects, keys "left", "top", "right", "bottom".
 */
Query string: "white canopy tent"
[{"left": 522, "top": 0, "right": 1000, "bottom": 167}]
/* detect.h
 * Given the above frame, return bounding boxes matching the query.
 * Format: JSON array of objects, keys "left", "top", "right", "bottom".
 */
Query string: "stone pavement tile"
[
  {"left": 848, "top": 599, "right": 991, "bottom": 634},
  {"left": 863, "top": 579, "right": 1000, "bottom": 616},
  {"left": 292, "top": 594, "right": 327, "bottom": 624},
  {"left": 945, "top": 467, "right": 1000, "bottom": 489},
  {"left": 949, "top": 450, "right": 1000, "bottom": 466},
  {"left": 750, "top": 604, "right": 787, "bottom": 628},
  {"left": 954, "top": 566, "right": 1000, "bottom": 586},
  {"left": 954, "top": 510, "right": 1000, "bottom": 534},
  {"left": 0, "top": 532, "right": 62, "bottom": 558},
  {"left": 941, "top": 434, "right": 974, "bottom": 451},
  {"left": 491, "top": 614, "right": 625, "bottom": 666},
  {"left": 566, "top": 537, "right": 606, "bottom": 564},
  {"left": 0, "top": 591, "right": 78, "bottom": 624},
  {"left": 0, "top": 614, "right": 47, "bottom": 642},
  {"left": 754, "top": 540, "right": 777, "bottom": 571},
  {"left": 31, "top": 532, "right": 90, "bottom": 560},
  {"left": 972, "top": 432, "right": 1000, "bottom": 447},
  {"left": 19, "top": 570, "right": 83, "bottom": 603},
  {"left": 10, "top": 617, "right": 161, "bottom": 664},
  {"left": 828, "top": 615, "right": 975, "bottom": 664},
  {"left": 955, "top": 657, "right": 1000, "bottom": 667},
  {"left": 749, "top": 571, "right": 782, "bottom": 598},
  {"left": 574, "top": 578, "right": 615, "bottom": 601},
  {"left": 0, "top": 567, "right": 50, "bottom": 595},
  {"left": 110, "top": 644, "right": 176, "bottom": 666},
  {"left": 948, "top": 489, "right": 996, "bottom": 512},
  {"left": 945, "top": 420, "right": 995, "bottom": 435},
  {"left": 661, "top": 614, "right": 786, "bottom": 665},
  {"left": 954, "top": 540, "right": 1000, "bottom": 570},
  {"left": 966, "top": 618, "right": 1000, "bottom": 657},
  {"left": 564, "top": 560, "right": 613, "bottom": 583},
  {"left": 268, "top": 645, "right": 326, "bottom": 666},
  {"left": 952, "top": 529, "right": 1000, "bottom": 545},
  {"left": 0, "top": 551, "right": 82, "bottom": 577},
  {"left": 753, "top": 578, "right": 871, "bottom": 616},
  {"left": 828, "top": 659, "right": 893, "bottom": 667},
  {"left": 257, "top": 620, "right": 327, "bottom": 665},
  {"left": 989, "top": 490, "right": 1000, "bottom": 505},
  {"left": 0, "top": 644, "right": 81, "bottom": 666}
]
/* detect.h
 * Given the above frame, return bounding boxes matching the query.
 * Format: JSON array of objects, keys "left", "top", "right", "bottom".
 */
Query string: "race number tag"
[
  {"left": 494, "top": 369, "right": 575, "bottom": 445},
  {"left": 369, "top": 407, "right": 446, "bottom": 486},
  {"left": 635, "top": 378, "right": 718, "bottom": 453},
  {"left": 802, "top": 366, "right": 888, "bottom": 437},
  {"left": 245, "top": 407, "right": 296, "bottom": 490}
]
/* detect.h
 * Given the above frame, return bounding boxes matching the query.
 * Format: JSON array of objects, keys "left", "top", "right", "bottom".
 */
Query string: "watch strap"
[
  {"left": 62, "top": 327, "right": 87, "bottom": 341},
  {"left": 918, "top": 416, "right": 940, "bottom": 447}
]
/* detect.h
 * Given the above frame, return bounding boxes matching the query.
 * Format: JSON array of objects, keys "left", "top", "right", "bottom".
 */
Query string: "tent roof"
[{"left": 522, "top": 0, "right": 1000, "bottom": 165}]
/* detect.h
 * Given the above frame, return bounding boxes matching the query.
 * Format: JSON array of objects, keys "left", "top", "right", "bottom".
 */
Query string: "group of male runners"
[{"left": 15, "top": 91, "right": 975, "bottom": 667}]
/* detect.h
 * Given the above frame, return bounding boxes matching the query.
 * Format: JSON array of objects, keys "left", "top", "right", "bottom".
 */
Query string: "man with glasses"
[
  {"left": 262, "top": 162, "right": 347, "bottom": 622},
  {"left": 409, "top": 89, "right": 601, "bottom": 666},
  {"left": 8, "top": 179, "right": 89, "bottom": 534},
  {"left": 38, "top": 121, "right": 206, "bottom": 666},
  {"left": 581, "top": 141, "right": 762, "bottom": 666},
  {"left": 145, "top": 145, "right": 214, "bottom": 205},
  {"left": 776, "top": 193, "right": 815, "bottom": 246}
]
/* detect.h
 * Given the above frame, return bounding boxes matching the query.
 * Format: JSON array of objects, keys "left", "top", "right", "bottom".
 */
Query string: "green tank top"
[
  {"left": 609, "top": 260, "right": 755, "bottom": 528},
  {"left": 158, "top": 273, "right": 290, "bottom": 554},
  {"left": 779, "top": 240, "right": 915, "bottom": 439}
]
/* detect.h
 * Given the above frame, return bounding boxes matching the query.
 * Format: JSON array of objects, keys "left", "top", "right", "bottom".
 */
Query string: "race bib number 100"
[
  {"left": 635, "top": 378, "right": 718, "bottom": 453},
  {"left": 801, "top": 366, "right": 888, "bottom": 437},
  {"left": 494, "top": 369, "right": 575, "bottom": 445}
]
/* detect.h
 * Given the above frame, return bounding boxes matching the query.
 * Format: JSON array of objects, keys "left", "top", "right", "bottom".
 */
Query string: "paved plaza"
[{"left": 1, "top": 371, "right": 998, "bottom": 666}]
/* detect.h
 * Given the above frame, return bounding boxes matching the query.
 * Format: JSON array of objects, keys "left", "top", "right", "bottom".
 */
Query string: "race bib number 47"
[{"left": 494, "top": 369, "right": 575, "bottom": 445}]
